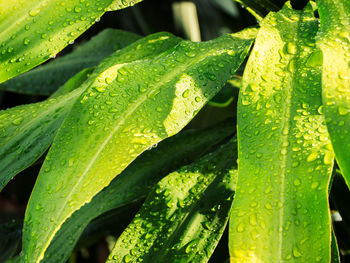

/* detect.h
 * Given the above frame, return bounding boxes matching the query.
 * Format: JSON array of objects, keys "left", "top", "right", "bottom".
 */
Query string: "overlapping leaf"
[
  {"left": 39, "top": 120, "right": 234, "bottom": 263},
  {"left": 0, "top": 29, "right": 140, "bottom": 95},
  {"left": 0, "top": 32, "right": 183, "bottom": 192},
  {"left": 316, "top": 0, "right": 350, "bottom": 188},
  {"left": 0, "top": 0, "right": 141, "bottom": 85},
  {"left": 107, "top": 139, "right": 237, "bottom": 263},
  {"left": 21, "top": 30, "right": 256, "bottom": 263},
  {"left": 230, "top": 3, "right": 334, "bottom": 262},
  {"left": 0, "top": 85, "right": 83, "bottom": 191}
]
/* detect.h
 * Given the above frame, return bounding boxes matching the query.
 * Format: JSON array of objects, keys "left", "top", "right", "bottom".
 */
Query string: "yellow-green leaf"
[
  {"left": 229, "top": 3, "right": 334, "bottom": 262},
  {"left": 316, "top": 0, "right": 350, "bottom": 188}
]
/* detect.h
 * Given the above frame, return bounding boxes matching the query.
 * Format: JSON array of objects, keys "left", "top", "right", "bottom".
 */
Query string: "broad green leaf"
[
  {"left": 0, "top": 0, "right": 141, "bottom": 85},
  {"left": 230, "top": 3, "right": 334, "bottom": 262},
  {"left": 0, "top": 29, "right": 140, "bottom": 95},
  {"left": 39, "top": 120, "right": 235, "bottom": 263},
  {"left": 0, "top": 221, "right": 22, "bottom": 263},
  {"left": 22, "top": 31, "right": 256, "bottom": 263},
  {"left": 316, "top": 0, "right": 350, "bottom": 188},
  {"left": 0, "top": 32, "right": 183, "bottom": 192},
  {"left": 107, "top": 139, "right": 237, "bottom": 263}
]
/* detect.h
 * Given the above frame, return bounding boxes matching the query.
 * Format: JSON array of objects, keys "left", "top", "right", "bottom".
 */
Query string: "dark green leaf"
[
  {"left": 107, "top": 139, "right": 237, "bottom": 263},
  {"left": 0, "top": 29, "right": 140, "bottom": 95}
]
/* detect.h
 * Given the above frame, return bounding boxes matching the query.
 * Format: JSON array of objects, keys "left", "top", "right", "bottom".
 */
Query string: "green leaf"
[
  {"left": 0, "top": 0, "right": 141, "bottom": 85},
  {"left": 0, "top": 29, "right": 140, "bottom": 95},
  {"left": 0, "top": 32, "right": 183, "bottom": 192},
  {"left": 229, "top": 3, "right": 334, "bottom": 262},
  {"left": 50, "top": 68, "right": 95, "bottom": 98},
  {"left": 107, "top": 139, "right": 237, "bottom": 263},
  {"left": 21, "top": 31, "right": 256, "bottom": 263},
  {"left": 38, "top": 120, "right": 235, "bottom": 263},
  {"left": 0, "top": 221, "right": 22, "bottom": 263},
  {"left": 0, "top": 88, "right": 82, "bottom": 191},
  {"left": 316, "top": 0, "right": 350, "bottom": 188}
]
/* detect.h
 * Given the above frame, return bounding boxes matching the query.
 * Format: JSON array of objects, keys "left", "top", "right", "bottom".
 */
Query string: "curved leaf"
[
  {"left": 0, "top": 29, "right": 140, "bottom": 95},
  {"left": 21, "top": 31, "right": 256, "bottom": 263},
  {"left": 107, "top": 139, "right": 237, "bottom": 263},
  {"left": 0, "top": 0, "right": 140, "bottom": 85},
  {"left": 316, "top": 0, "right": 350, "bottom": 188},
  {"left": 0, "top": 88, "right": 82, "bottom": 191},
  {"left": 40, "top": 120, "right": 234, "bottom": 263},
  {"left": 0, "top": 32, "right": 183, "bottom": 192},
  {"left": 229, "top": 3, "right": 334, "bottom": 262}
]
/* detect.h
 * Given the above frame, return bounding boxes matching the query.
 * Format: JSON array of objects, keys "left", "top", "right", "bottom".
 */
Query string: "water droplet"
[
  {"left": 323, "top": 152, "right": 333, "bottom": 165},
  {"left": 23, "top": 38, "right": 30, "bottom": 45},
  {"left": 311, "top": 181, "right": 319, "bottom": 189},
  {"left": 29, "top": 8, "right": 41, "bottom": 17},
  {"left": 293, "top": 178, "right": 301, "bottom": 186},
  {"left": 338, "top": 106, "right": 349, "bottom": 116},
  {"left": 12, "top": 117, "right": 23, "bottom": 125},
  {"left": 74, "top": 6, "right": 82, "bottom": 13},
  {"left": 182, "top": 89, "right": 189, "bottom": 98},
  {"left": 307, "top": 152, "right": 318, "bottom": 162},
  {"left": 237, "top": 223, "right": 245, "bottom": 232},
  {"left": 292, "top": 245, "right": 302, "bottom": 258},
  {"left": 285, "top": 42, "right": 297, "bottom": 55}
]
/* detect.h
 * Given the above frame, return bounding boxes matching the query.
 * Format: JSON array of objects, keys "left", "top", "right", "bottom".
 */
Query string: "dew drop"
[{"left": 29, "top": 8, "right": 41, "bottom": 17}]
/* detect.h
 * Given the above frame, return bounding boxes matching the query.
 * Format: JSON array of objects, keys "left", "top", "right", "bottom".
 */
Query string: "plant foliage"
[{"left": 0, "top": 0, "right": 349, "bottom": 262}]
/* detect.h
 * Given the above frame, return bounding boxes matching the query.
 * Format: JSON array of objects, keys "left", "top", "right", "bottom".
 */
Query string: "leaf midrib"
[{"left": 277, "top": 10, "right": 305, "bottom": 262}]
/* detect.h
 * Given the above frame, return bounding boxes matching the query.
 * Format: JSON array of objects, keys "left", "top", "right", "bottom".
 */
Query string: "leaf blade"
[
  {"left": 316, "top": 0, "right": 350, "bottom": 188},
  {"left": 0, "top": 29, "right": 140, "bottom": 95},
  {"left": 230, "top": 3, "right": 334, "bottom": 262},
  {"left": 107, "top": 139, "right": 237, "bottom": 263},
  {"left": 0, "top": 0, "right": 141, "bottom": 84}
]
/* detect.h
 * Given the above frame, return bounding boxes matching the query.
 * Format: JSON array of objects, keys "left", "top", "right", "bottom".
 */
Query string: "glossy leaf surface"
[
  {"left": 0, "top": 29, "right": 140, "bottom": 95},
  {"left": 0, "top": 88, "right": 82, "bottom": 191},
  {"left": 107, "top": 139, "right": 237, "bottom": 263},
  {"left": 316, "top": 0, "right": 350, "bottom": 188},
  {"left": 40, "top": 121, "right": 234, "bottom": 263},
  {"left": 22, "top": 31, "right": 255, "bottom": 263},
  {"left": 230, "top": 3, "right": 334, "bottom": 262},
  {"left": 0, "top": 32, "right": 182, "bottom": 192},
  {"left": 0, "top": 0, "right": 144, "bottom": 85}
]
